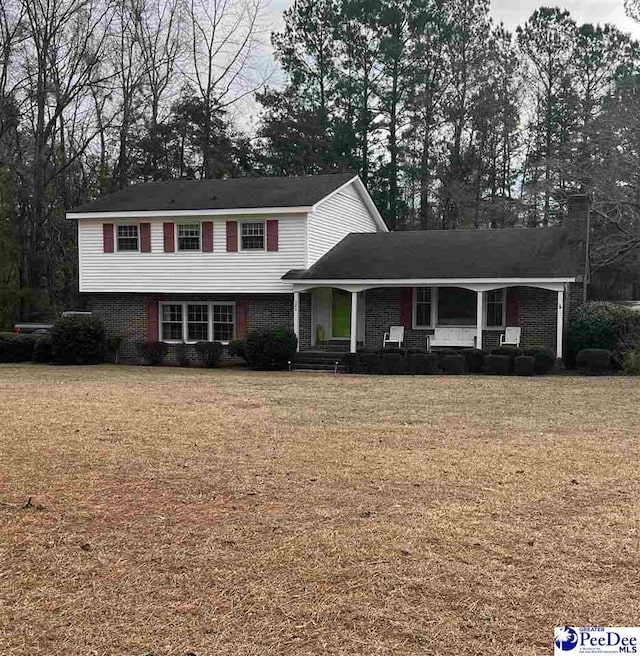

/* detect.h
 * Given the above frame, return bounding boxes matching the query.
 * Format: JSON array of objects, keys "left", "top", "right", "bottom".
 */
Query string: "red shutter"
[
  {"left": 266, "top": 219, "right": 279, "bottom": 251},
  {"left": 147, "top": 300, "right": 159, "bottom": 341},
  {"left": 236, "top": 299, "right": 248, "bottom": 339},
  {"left": 226, "top": 221, "right": 238, "bottom": 252},
  {"left": 103, "top": 223, "right": 114, "bottom": 253},
  {"left": 202, "top": 221, "right": 214, "bottom": 252},
  {"left": 140, "top": 223, "right": 151, "bottom": 252},
  {"left": 400, "top": 287, "right": 413, "bottom": 329},
  {"left": 163, "top": 222, "right": 175, "bottom": 252},
  {"left": 506, "top": 287, "right": 519, "bottom": 326}
]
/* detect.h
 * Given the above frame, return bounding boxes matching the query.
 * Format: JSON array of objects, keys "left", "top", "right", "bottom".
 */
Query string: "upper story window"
[
  {"left": 117, "top": 225, "right": 139, "bottom": 251},
  {"left": 414, "top": 287, "right": 432, "bottom": 328},
  {"left": 177, "top": 224, "right": 200, "bottom": 251},
  {"left": 241, "top": 221, "right": 264, "bottom": 250},
  {"left": 486, "top": 289, "right": 505, "bottom": 328}
]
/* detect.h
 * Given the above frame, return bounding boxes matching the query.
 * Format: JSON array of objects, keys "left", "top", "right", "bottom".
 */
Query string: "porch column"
[
  {"left": 293, "top": 291, "right": 300, "bottom": 352},
  {"left": 476, "top": 290, "right": 484, "bottom": 350},
  {"left": 350, "top": 291, "right": 358, "bottom": 353},
  {"left": 556, "top": 288, "right": 564, "bottom": 360}
]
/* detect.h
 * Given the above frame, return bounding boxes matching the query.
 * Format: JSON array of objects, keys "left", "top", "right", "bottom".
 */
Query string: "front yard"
[{"left": 0, "top": 365, "right": 639, "bottom": 655}]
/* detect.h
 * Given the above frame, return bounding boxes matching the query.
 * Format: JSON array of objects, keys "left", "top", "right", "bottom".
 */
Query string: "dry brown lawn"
[{"left": 0, "top": 364, "right": 639, "bottom": 656}]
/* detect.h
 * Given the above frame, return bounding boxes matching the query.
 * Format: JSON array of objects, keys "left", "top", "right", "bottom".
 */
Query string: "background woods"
[{"left": 1, "top": 0, "right": 640, "bottom": 324}]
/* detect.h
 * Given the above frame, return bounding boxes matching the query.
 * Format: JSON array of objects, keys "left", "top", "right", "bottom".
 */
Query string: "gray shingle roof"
[
  {"left": 72, "top": 173, "right": 356, "bottom": 213},
  {"left": 283, "top": 227, "right": 581, "bottom": 280}
]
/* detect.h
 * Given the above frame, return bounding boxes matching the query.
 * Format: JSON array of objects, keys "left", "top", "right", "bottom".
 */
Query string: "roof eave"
[{"left": 66, "top": 206, "right": 314, "bottom": 220}]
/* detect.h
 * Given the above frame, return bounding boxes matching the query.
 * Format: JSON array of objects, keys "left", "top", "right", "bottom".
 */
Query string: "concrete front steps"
[{"left": 294, "top": 350, "right": 347, "bottom": 372}]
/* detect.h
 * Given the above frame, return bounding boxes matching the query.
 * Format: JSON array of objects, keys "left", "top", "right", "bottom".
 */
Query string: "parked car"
[
  {"left": 12, "top": 311, "right": 92, "bottom": 334},
  {"left": 12, "top": 323, "right": 53, "bottom": 334}
]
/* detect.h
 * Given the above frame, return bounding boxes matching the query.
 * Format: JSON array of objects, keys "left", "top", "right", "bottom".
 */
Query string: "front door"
[{"left": 331, "top": 289, "right": 351, "bottom": 338}]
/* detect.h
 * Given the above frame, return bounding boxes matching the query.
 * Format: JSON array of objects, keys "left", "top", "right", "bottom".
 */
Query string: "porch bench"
[{"left": 426, "top": 327, "right": 477, "bottom": 351}]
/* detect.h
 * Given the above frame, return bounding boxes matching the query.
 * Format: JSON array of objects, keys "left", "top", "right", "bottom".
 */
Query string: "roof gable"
[{"left": 71, "top": 173, "right": 357, "bottom": 214}]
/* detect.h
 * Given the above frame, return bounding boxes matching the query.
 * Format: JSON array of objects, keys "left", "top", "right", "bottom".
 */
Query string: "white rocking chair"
[
  {"left": 500, "top": 326, "right": 521, "bottom": 347},
  {"left": 383, "top": 326, "right": 405, "bottom": 348}
]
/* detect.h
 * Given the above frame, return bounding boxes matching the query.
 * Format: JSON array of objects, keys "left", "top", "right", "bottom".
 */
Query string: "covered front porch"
[{"left": 292, "top": 279, "right": 571, "bottom": 358}]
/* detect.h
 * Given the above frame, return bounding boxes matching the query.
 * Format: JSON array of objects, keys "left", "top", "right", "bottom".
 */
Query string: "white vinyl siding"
[
  {"left": 306, "top": 181, "right": 381, "bottom": 266},
  {"left": 78, "top": 214, "right": 306, "bottom": 294}
]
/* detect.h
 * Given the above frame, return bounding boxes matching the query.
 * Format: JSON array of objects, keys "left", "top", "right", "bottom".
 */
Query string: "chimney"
[{"left": 566, "top": 194, "right": 591, "bottom": 301}]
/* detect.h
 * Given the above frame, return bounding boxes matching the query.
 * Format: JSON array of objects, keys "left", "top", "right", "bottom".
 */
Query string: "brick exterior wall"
[{"left": 86, "top": 292, "right": 311, "bottom": 362}]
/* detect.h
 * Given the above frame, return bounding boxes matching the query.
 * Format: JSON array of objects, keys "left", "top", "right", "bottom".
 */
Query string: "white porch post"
[
  {"left": 556, "top": 288, "right": 564, "bottom": 360},
  {"left": 350, "top": 291, "right": 358, "bottom": 353},
  {"left": 293, "top": 291, "right": 300, "bottom": 352},
  {"left": 476, "top": 290, "right": 484, "bottom": 350}
]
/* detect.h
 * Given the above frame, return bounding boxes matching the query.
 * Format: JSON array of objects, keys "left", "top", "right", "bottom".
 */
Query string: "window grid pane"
[
  {"left": 117, "top": 225, "right": 138, "bottom": 251},
  {"left": 161, "top": 304, "right": 183, "bottom": 341},
  {"left": 178, "top": 224, "right": 200, "bottom": 250},
  {"left": 187, "top": 304, "right": 209, "bottom": 342},
  {"left": 241, "top": 222, "right": 264, "bottom": 250},
  {"left": 212, "top": 304, "right": 234, "bottom": 341},
  {"left": 486, "top": 290, "right": 504, "bottom": 328},
  {"left": 415, "top": 287, "right": 431, "bottom": 327}
]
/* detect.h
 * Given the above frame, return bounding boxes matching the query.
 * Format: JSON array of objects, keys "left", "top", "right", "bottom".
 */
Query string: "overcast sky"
[{"left": 265, "top": 0, "right": 640, "bottom": 37}]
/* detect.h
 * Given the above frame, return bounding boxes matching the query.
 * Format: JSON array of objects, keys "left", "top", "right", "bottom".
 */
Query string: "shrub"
[
  {"left": 443, "top": 353, "right": 465, "bottom": 375},
  {"left": 342, "top": 352, "right": 360, "bottom": 374},
  {"left": 484, "top": 354, "right": 511, "bottom": 375},
  {"left": 568, "top": 302, "right": 640, "bottom": 367},
  {"left": 244, "top": 328, "right": 298, "bottom": 370},
  {"left": 32, "top": 335, "right": 53, "bottom": 363},
  {"left": 195, "top": 341, "right": 223, "bottom": 368},
  {"left": 522, "top": 346, "right": 556, "bottom": 375},
  {"left": 460, "top": 348, "right": 485, "bottom": 373},
  {"left": 137, "top": 341, "right": 168, "bottom": 366},
  {"left": 382, "top": 351, "right": 405, "bottom": 375},
  {"left": 514, "top": 355, "right": 536, "bottom": 376},
  {"left": 228, "top": 338, "right": 246, "bottom": 361},
  {"left": 0, "top": 332, "right": 40, "bottom": 362},
  {"left": 576, "top": 348, "right": 611, "bottom": 375},
  {"left": 408, "top": 352, "right": 438, "bottom": 375},
  {"left": 434, "top": 348, "right": 457, "bottom": 371},
  {"left": 623, "top": 346, "right": 640, "bottom": 375},
  {"left": 51, "top": 315, "right": 106, "bottom": 365},
  {"left": 490, "top": 346, "right": 524, "bottom": 372},
  {"left": 175, "top": 341, "right": 190, "bottom": 367},
  {"left": 359, "top": 349, "right": 383, "bottom": 374}
]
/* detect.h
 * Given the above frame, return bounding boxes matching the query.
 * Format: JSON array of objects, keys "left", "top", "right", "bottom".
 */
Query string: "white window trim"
[
  {"left": 115, "top": 223, "right": 140, "bottom": 253},
  {"left": 239, "top": 219, "right": 266, "bottom": 252},
  {"left": 175, "top": 222, "right": 202, "bottom": 252},
  {"left": 159, "top": 301, "right": 236, "bottom": 344},
  {"left": 484, "top": 288, "right": 507, "bottom": 329},
  {"left": 412, "top": 286, "right": 506, "bottom": 330}
]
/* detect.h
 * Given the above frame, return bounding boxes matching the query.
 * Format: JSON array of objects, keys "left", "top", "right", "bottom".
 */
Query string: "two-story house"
[{"left": 68, "top": 173, "right": 588, "bottom": 362}]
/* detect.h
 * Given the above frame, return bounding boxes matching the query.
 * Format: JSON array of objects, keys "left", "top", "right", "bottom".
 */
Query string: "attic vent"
[
  {"left": 211, "top": 195, "right": 218, "bottom": 200},
  {"left": 169, "top": 199, "right": 175, "bottom": 203}
]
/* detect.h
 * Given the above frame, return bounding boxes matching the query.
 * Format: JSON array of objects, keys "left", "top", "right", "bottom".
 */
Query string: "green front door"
[{"left": 331, "top": 289, "right": 351, "bottom": 338}]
